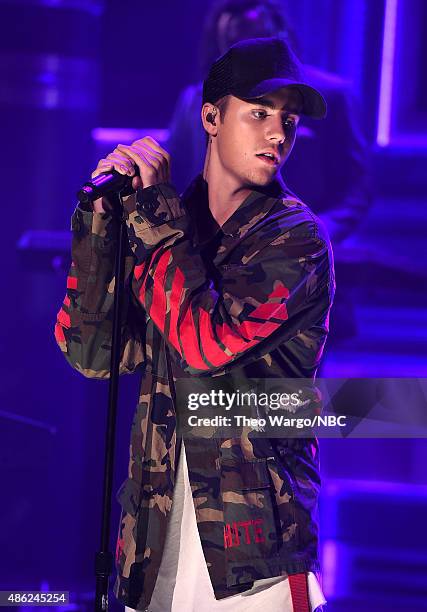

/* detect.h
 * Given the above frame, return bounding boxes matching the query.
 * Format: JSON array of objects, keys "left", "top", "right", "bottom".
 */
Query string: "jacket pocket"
[{"left": 220, "top": 457, "right": 280, "bottom": 569}]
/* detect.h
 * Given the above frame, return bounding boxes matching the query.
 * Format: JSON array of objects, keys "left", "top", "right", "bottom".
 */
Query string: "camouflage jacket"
[{"left": 55, "top": 173, "right": 335, "bottom": 610}]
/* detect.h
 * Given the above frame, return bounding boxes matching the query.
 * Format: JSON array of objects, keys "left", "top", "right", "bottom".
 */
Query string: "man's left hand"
[{"left": 116, "top": 136, "right": 171, "bottom": 190}]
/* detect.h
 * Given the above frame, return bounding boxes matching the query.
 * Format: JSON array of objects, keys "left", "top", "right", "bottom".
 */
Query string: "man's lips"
[{"left": 256, "top": 152, "right": 280, "bottom": 166}]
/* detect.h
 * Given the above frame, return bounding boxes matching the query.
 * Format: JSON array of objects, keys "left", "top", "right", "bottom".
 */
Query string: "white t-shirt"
[{"left": 125, "top": 441, "right": 327, "bottom": 612}]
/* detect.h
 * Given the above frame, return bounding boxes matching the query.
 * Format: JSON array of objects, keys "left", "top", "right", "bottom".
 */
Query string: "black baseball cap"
[{"left": 202, "top": 37, "right": 327, "bottom": 119}]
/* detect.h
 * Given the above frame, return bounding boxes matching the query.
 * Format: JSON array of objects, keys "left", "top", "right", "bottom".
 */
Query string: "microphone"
[{"left": 77, "top": 166, "right": 140, "bottom": 205}]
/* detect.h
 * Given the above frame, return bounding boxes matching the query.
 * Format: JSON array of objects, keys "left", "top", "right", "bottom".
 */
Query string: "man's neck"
[
  {"left": 206, "top": 173, "right": 252, "bottom": 228},
  {"left": 203, "top": 147, "right": 253, "bottom": 228},
  {"left": 202, "top": 142, "right": 286, "bottom": 228}
]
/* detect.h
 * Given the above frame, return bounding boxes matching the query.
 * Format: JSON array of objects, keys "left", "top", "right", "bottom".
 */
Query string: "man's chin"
[{"left": 246, "top": 169, "right": 279, "bottom": 187}]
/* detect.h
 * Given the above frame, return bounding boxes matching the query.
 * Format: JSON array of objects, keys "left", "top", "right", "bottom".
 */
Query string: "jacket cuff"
[
  {"left": 71, "top": 205, "right": 118, "bottom": 247},
  {"left": 71, "top": 205, "right": 94, "bottom": 232},
  {"left": 123, "top": 182, "right": 186, "bottom": 232}
]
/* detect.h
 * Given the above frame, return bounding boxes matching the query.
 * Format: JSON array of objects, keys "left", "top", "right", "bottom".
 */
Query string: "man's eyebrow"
[{"left": 248, "top": 97, "right": 301, "bottom": 114}]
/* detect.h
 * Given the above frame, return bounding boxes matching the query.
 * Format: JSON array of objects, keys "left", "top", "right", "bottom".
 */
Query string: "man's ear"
[{"left": 201, "top": 103, "right": 219, "bottom": 137}]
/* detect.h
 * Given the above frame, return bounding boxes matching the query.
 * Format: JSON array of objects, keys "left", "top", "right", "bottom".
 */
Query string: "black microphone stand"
[{"left": 77, "top": 187, "right": 128, "bottom": 611}]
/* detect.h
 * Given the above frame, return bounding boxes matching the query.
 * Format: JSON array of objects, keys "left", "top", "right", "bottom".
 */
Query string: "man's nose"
[{"left": 267, "top": 116, "right": 286, "bottom": 143}]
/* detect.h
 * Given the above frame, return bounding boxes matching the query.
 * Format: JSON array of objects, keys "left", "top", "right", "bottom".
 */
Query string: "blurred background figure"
[{"left": 167, "top": 0, "right": 371, "bottom": 248}]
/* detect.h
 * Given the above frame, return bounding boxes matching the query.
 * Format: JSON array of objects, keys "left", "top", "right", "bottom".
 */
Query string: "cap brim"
[{"left": 233, "top": 77, "right": 327, "bottom": 119}]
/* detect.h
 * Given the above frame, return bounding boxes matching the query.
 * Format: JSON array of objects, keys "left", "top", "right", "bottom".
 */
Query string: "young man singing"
[{"left": 55, "top": 38, "right": 334, "bottom": 611}]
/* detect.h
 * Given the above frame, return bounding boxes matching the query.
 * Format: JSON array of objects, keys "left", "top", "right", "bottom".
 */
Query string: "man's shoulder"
[{"left": 267, "top": 192, "right": 331, "bottom": 246}]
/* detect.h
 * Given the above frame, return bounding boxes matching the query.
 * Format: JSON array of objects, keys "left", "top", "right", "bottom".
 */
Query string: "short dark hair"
[{"left": 213, "top": 96, "right": 230, "bottom": 118}]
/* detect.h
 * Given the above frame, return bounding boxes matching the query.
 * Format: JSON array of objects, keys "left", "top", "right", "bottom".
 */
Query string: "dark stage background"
[{"left": 0, "top": 0, "right": 426, "bottom": 610}]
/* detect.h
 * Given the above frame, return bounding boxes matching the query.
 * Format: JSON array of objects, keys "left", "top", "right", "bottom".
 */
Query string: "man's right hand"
[{"left": 90, "top": 136, "right": 171, "bottom": 213}]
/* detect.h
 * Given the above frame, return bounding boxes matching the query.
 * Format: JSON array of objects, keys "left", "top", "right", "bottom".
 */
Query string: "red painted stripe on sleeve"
[
  {"left": 179, "top": 305, "right": 210, "bottom": 371},
  {"left": 63, "top": 295, "right": 71, "bottom": 308},
  {"left": 215, "top": 321, "right": 258, "bottom": 354},
  {"left": 238, "top": 319, "right": 280, "bottom": 339},
  {"left": 54, "top": 321, "right": 66, "bottom": 344},
  {"left": 198, "top": 308, "right": 233, "bottom": 367},
  {"left": 134, "top": 262, "right": 147, "bottom": 282},
  {"left": 67, "top": 276, "right": 78, "bottom": 290},
  {"left": 57, "top": 307, "right": 71, "bottom": 328},
  {"left": 137, "top": 269, "right": 149, "bottom": 304},
  {"left": 250, "top": 302, "right": 288, "bottom": 320},
  {"left": 137, "top": 244, "right": 167, "bottom": 305},
  {"left": 149, "top": 250, "right": 170, "bottom": 332},
  {"left": 269, "top": 283, "right": 290, "bottom": 299},
  {"left": 168, "top": 267, "right": 185, "bottom": 356}
]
